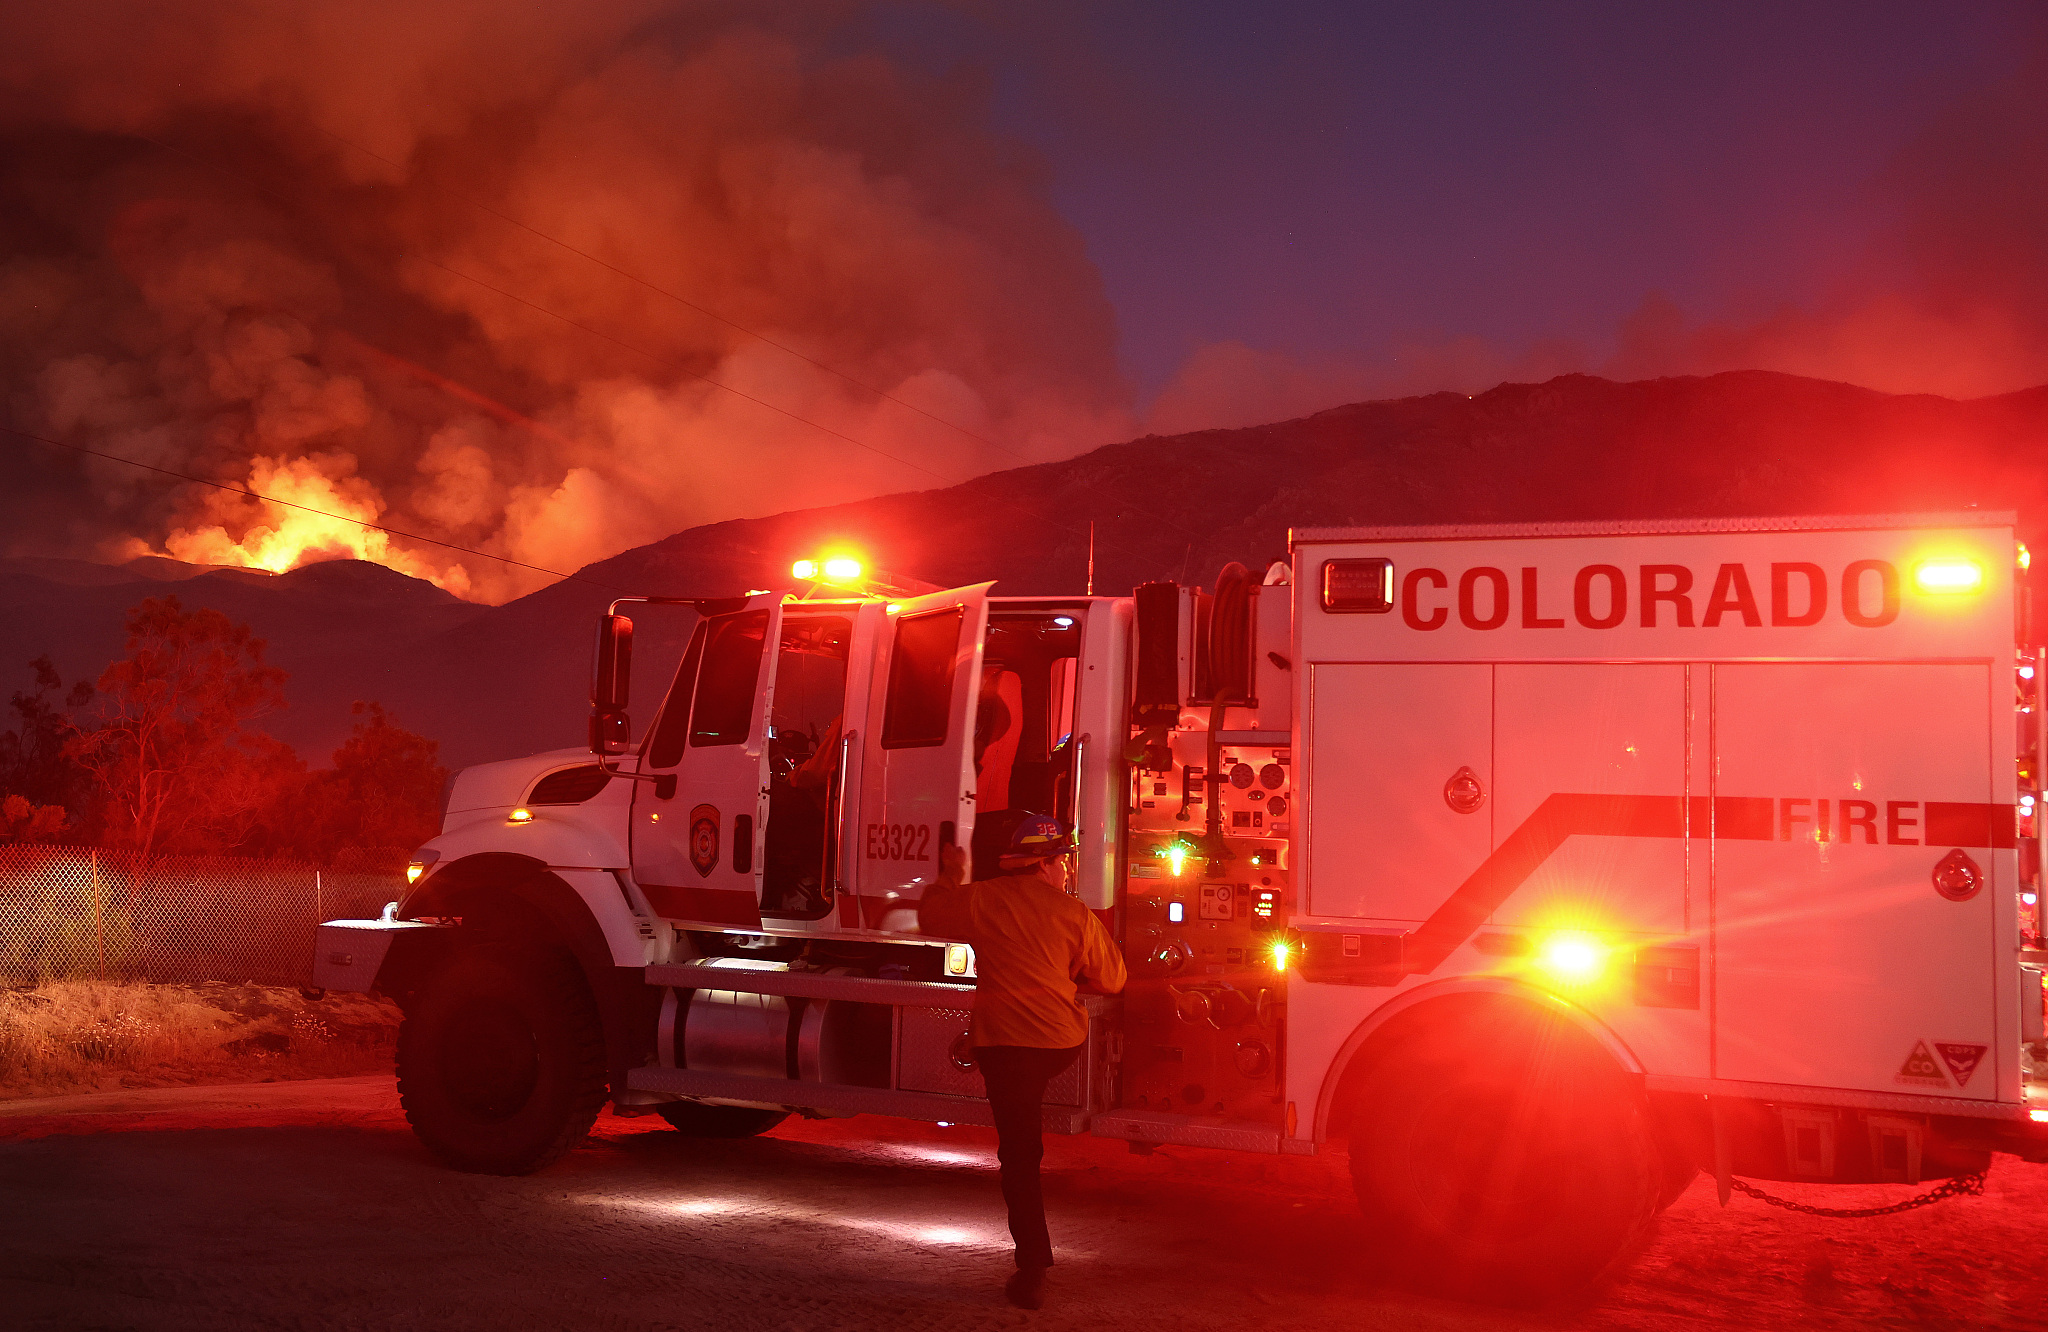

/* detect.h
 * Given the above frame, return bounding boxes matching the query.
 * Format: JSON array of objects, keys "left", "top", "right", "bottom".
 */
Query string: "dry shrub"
[{"left": 0, "top": 980, "right": 401, "bottom": 1099}]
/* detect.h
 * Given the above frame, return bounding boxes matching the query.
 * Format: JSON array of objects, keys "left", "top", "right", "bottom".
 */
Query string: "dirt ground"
[{"left": 1, "top": 1076, "right": 2043, "bottom": 1332}]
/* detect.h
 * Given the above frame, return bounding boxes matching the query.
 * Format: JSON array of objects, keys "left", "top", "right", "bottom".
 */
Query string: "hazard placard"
[
  {"left": 1894, "top": 1040, "right": 1949, "bottom": 1088},
  {"left": 1932, "top": 1041, "right": 1988, "bottom": 1088}
]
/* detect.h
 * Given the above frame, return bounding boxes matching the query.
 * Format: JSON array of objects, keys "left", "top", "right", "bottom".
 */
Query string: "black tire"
[
  {"left": 397, "top": 942, "right": 609, "bottom": 1175},
  {"left": 1346, "top": 1009, "right": 1660, "bottom": 1303},
  {"left": 654, "top": 1100, "right": 790, "bottom": 1138}
]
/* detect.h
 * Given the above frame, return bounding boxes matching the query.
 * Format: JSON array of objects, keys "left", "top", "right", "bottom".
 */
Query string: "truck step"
[
  {"left": 625, "top": 1065, "right": 1089, "bottom": 1133},
  {"left": 644, "top": 961, "right": 978, "bottom": 1008}
]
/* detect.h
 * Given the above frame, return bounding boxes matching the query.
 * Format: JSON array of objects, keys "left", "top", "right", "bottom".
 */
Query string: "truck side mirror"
[
  {"left": 590, "top": 613, "right": 633, "bottom": 756},
  {"left": 590, "top": 707, "right": 631, "bottom": 756},
  {"left": 593, "top": 613, "right": 633, "bottom": 709}
]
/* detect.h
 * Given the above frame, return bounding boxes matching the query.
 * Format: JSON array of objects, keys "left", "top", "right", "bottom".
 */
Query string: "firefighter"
[{"left": 922, "top": 812, "right": 1127, "bottom": 1310}]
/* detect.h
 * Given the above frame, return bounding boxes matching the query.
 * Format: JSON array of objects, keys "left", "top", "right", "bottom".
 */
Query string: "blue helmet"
[
  {"left": 972, "top": 810, "right": 1078, "bottom": 876},
  {"left": 1002, "top": 812, "right": 1078, "bottom": 859}
]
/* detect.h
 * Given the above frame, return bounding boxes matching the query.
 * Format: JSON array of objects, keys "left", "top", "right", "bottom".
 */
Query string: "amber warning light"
[
  {"left": 1535, "top": 931, "right": 1609, "bottom": 986},
  {"left": 1912, "top": 558, "right": 1984, "bottom": 594}
]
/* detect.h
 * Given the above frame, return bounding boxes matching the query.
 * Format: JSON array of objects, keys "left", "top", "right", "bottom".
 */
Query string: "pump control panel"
[
  {"left": 1119, "top": 824, "right": 1291, "bottom": 1123},
  {"left": 1129, "top": 737, "right": 1294, "bottom": 840}
]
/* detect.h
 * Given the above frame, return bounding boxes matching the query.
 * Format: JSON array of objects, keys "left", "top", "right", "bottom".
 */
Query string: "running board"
[
  {"left": 625, "top": 1065, "right": 1092, "bottom": 1133},
  {"left": 1090, "top": 1108, "right": 1315, "bottom": 1155},
  {"left": 644, "top": 962, "right": 979, "bottom": 1008}
]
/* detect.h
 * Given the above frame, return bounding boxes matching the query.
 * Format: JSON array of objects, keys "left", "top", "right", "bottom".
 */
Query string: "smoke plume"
[{"left": 0, "top": 2, "right": 1131, "bottom": 601}]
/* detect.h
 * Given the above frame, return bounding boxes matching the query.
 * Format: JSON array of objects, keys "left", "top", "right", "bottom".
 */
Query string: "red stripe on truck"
[
  {"left": 1399, "top": 794, "right": 2013, "bottom": 975},
  {"left": 1693, "top": 795, "right": 1775, "bottom": 840},
  {"left": 641, "top": 883, "right": 764, "bottom": 930},
  {"left": 1924, "top": 802, "right": 2019, "bottom": 849}
]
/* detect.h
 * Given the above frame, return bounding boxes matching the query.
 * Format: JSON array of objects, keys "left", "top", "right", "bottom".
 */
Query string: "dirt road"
[{"left": 2, "top": 1076, "right": 2043, "bottom": 1331}]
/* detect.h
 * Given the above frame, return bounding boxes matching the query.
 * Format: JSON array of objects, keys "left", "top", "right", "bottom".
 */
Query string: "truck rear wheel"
[
  {"left": 654, "top": 1101, "right": 790, "bottom": 1138},
  {"left": 397, "top": 942, "right": 609, "bottom": 1175},
  {"left": 1346, "top": 1010, "right": 1659, "bottom": 1302}
]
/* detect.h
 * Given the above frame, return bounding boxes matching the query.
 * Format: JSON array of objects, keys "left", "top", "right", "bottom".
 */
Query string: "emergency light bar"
[
  {"left": 791, "top": 556, "right": 864, "bottom": 583},
  {"left": 789, "top": 552, "right": 941, "bottom": 598}
]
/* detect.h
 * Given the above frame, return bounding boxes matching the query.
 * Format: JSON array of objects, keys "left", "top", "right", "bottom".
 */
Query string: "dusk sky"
[
  {"left": 2, "top": 1, "right": 2045, "bottom": 597},
  {"left": 875, "top": 1, "right": 2048, "bottom": 425}
]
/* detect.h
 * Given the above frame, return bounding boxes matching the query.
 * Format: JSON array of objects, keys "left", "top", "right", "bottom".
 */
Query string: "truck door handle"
[
  {"left": 830, "top": 729, "right": 856, "bottom": 895},
  {"left": 1070, "top": 733, "right": 1090, "bottom": 838}
]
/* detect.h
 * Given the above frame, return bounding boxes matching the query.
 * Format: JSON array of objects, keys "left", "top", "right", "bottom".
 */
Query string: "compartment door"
[
  {"left": 1712, "top": 664, "right": 2000, "bottom": 1097},
  {"left": 632, "top": 595, "right": 782, "bottom": 929},
  {"left": 857, "top": 583, "right": 992, "bottom": 930},
  {"left": 1305, "top": 663, "right": 1493, "bottom": 922},
  {"left": 1489, "top": 664, "right": 1689, "bottom": 935}
]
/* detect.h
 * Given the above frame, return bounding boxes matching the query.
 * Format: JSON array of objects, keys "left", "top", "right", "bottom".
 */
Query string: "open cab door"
[
  {"left": 631, "top": 593, "right": 784, "bottom": 929},
  {"left": 854, "top": 583, "right": 993, "bottom": 932}
]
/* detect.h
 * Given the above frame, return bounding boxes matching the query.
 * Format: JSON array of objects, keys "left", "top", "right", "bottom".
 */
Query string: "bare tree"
[{"left": 66, "top": 597, "right": 299, "bottom": 858}]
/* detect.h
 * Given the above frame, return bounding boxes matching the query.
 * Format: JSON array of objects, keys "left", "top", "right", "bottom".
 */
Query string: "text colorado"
[{"left": 1401, "top": 560, "right": 1908, "bottom": 631}]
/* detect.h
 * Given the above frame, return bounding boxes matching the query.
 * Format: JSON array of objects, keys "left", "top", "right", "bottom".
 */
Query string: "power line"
[
  {"left": 380, "top": 237, "right": 1157, "bottom": 569},
  {"left": 0, "top": 421, "right": 631, "bottom": 593},
  {"left": 317, "top": 127, "right": 1043, "bottom": 468},
  {"left": 132, "top": 133, "right": 1171, "bottom": 565},
  {"left": 137, "top": 134, "right": 959, "bottom": 490},
  {"left": 412, "top": 253, "right": 963, "bottom": 485},
  {"left": 113, "top": 131, "right": 1162, "bottom": 578}
]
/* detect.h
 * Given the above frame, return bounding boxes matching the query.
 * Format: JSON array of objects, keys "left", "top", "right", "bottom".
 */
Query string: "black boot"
[{"left": 1004, "top": 1267, "right": 1046, "bottom": 1310}]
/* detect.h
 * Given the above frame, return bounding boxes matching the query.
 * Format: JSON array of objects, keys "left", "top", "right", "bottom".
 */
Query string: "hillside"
[
  {"left": 0, "top": 556, "right": 487, "bottom": 762},
  {"left": 6, "top": 370, "right": 2048, "bottom": 768}
]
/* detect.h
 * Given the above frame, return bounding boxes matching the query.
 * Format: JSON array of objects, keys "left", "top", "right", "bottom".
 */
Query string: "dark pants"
[{"left": 974, "top": 1043, "right": 1083, "bottom": 1269}]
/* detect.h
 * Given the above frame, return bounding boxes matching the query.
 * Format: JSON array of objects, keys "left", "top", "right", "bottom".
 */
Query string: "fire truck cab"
[{"left": 321, "top": 512, "right": 2048, "bottom": 1298}]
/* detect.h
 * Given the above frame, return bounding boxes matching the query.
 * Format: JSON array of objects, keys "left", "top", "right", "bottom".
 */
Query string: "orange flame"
[{"left": 158, "top": 457, "right": 471, "bottom": 598}]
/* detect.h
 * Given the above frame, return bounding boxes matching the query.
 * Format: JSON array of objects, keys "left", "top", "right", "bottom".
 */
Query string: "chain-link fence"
[{"left": 0, "top": 846, "right": 405, "bottom": 988}]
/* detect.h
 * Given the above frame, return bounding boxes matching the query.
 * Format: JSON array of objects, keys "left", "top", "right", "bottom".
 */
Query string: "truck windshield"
[{"left": 643, "top": 622, "right": 707, "bottom": 769}]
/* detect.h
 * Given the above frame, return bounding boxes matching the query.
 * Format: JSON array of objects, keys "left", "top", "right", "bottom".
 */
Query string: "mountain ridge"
[{"left": 5, "top": 370, "right": 2046, "bottom": 769}]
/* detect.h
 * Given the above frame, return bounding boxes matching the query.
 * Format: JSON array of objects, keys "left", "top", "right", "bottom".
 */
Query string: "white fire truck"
[{"left": 319, "top": 512, "right": 2048, "bottom": 1297}]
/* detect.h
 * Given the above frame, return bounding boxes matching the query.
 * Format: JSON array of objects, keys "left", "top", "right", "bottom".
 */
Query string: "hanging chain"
[{"left": 1725, "top": 1168, "right": 1988, "bottom": 1218}]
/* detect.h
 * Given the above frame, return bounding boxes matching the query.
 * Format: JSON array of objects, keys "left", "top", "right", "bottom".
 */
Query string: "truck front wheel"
[
  {"left": 397, "top": 942, "right": 610, "bottom": 1175},
  {"left": 1346, "top": 1010, "right": 1660, "bottom": 1302}
]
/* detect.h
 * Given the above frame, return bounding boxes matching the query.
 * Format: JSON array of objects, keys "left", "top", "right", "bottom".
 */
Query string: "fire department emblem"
[
  {"left": 689, "top": 804, "right": 720, "bottom": 878},
  {"left": 1933, "top": 1041, "right": 1988, "bottom": 1088}
]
